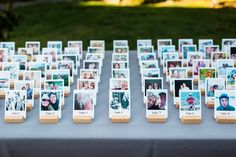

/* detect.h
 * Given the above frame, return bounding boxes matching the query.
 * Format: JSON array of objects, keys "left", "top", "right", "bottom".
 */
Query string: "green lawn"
[{"left": 10, "top": 2, "right": 236, "bottom": 50}]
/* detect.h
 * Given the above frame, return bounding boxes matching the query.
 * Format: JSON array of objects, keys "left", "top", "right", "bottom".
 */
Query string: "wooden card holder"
[
  {"left": 193, "top": 78, "right": 198, "bottom": 85},
  {"left": 4, "top": 115, "right": 25, "bottom": 123},
  {"left": 73, "top": 115, "right": 92, "bottom": 123},
  {"left": 34, "top": 91, "right": 39, "bottom": 99},
  {"left": 206, "top": 101, "right": 214, "bottom": 108},
  {"left": 52, "top": 65, "right": 57, "bottom": 69},
  {"left": 41, "top": 81, "right": 45, "bottom": 89},
  {"left": 181, "top": 116, "right": 201, "bottom": 124},
  {"left": 10, "top": 80, "right": 14, "bottom": 89},
  {"left": 19, "top": 72, "right": 23, "bottom": 80},
  {"left": 188, "top": 71, "right": 192, "bottom": 77},
  {"left": 26, "top": 103, "right": 33, "bottom": 111},
  {"left": 0, "top": 63, "right": 2, "bottom": 70},
  {"left": 64, "top": 90, "right": 70, "bottom": 97},
  {"left": 39, "top": 115, "right": 59, "bottom": 124},
  {"left": 111, "top": 116, "right": 129, "bottom": 123},
  {"left": 171, "top": 91, "right": 174, "bottom": 96},
  {"left": 176, "top": 102, "right": 180, "bottom": 109},
  {"left": 201, "top": 89, "right": 205, "bottom": 96},
  {"left": 0, "top": 91, "right": 5, "bottom": 99},
  {"left": 216, "top": 116, "right": 236, "bottom": 123},
  {"left": 147, "top": 115, "right": 167, "bottom": 123}
]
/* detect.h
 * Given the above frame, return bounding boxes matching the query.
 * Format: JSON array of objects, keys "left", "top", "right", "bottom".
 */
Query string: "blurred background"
[{"left": 0, "top": 0, "right": 236, "bottom": 49}]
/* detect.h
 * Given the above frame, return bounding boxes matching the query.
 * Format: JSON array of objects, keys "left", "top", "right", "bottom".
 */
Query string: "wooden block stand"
[
  {"left": 181, "top": 116, "right": 201, "bottom": 124},
  {"left": 0, "top": 91, "right": 5, "bottom": 99},
  {"left": 111, "top": 116, "right": 129, "bottom": 123},
  {"left": 39, "top": 115, "right": 59, "bottom": 124},
  {"left": 64, "top": 91, "right": 70, "bottom": 97},
  {"left": 176, "top": 102, "right": 180, "bottom": 109},
  {"left": 73, "top": 116, "right": 92, "bottom": 123},
  {"left": 26, "top": 103, "right": 33, "bottom": 111},
  {"left": 4, "top": 115, "right": 24, "bottom": 123},
  {"left": 201, "top": 89, "right": 205, "bottom": 96},
  {"left": 216, "top": 116, "right": 236, "bottom": 123},
  {"left": 147, "top": 115, "right": 167, "bottom": 123},
  {"left": 193, "top": 79, "right": 198, "bottom": 85},
  {"left": 206, "top": 101, "right": 214, "bottom": 108},
  {"left": 34, "top": 91, "right": 39, "bottom": 99}
]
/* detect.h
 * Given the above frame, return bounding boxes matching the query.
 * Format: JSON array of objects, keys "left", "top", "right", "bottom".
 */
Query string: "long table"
[{"left": 0, "top": 51, "right": 236, "bottom": 157}]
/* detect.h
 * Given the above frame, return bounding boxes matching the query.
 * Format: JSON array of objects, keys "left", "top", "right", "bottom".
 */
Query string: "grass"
[{"left": 10, "top": 1, "right": 236, "bottom": 50}]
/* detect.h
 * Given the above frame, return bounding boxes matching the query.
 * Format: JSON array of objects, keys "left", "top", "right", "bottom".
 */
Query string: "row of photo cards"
[
  {"left": 73, "top": 40, "right": 105, "bottom": 123},
  {"left": 137, "top": 40, "right": 167, "bottom": 123},
  {"left": 109, "top": 40, "right": 130, "bottom": 122},
  {"left": 155, "top": 38, "right": 236, "bottom": 123}
]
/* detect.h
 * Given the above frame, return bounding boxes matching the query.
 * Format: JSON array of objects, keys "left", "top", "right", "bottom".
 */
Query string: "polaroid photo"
[
  {"left": 178, "top": 39, "right": 193, "bottom": 52},
  {"left": 217, "top": 59, "right": 234, "bottom": 78},
  {"left": 204, "top": 45, "right": 219, "bottom": 59},
  {"left": 23, "top": 71, "right": 41, "bottom": 93},
  {"left": 86, "top": 53, "right": 103, "bottom": 61},
  {"left": 5, "top": 90, "right": 27, "bottom": 119},
  {"left": 173, "top": 78, "right": 193, "bottom": 105},
  {"left": 87, "top": 47, "right": 104, "bottom": 59},
  {"left": 83, "top": 60, "right": 101, "bottom": 75},
  {"left": 169, "top": 68, "right": 188, "bottom": 93},
  {"left": 90, "top": 40, "right": 105, "bottom": 51},
  {"left": 42, "top": 48, "right": 58, "bottom": 62},
  {"left": 112, "top": 61, "right": 128, "bottom": 70},
  {"left": 230, "top": 46, "right": 236, "bottom": 58},
  {"left": 67, "top": 41, "right": 83, "bottom": 60},
  {"left": 198, "top": 67, "right": 216, "bottom": 91},
  {"left": 51, "top": 69, "right": 70, "bottom": 92},
  {"left": 112, "top": 69, "right": 130, "bottom": 79},
  {"left": 222, "top": 39, "right": 236, "bottom": 53},
  {"left": 80, "top": 69, "right": 99, "bottom": 82},
  {"left": 57, "top": 61, "right": 74, "bottom": 82},
  {"left": 214, "top": 90, "right": 236, "bottom": 119},
  {"left": 0, "top": 71, "right": 10, "bottom": 91},
  {"left": 146, "top": 89, "right": 168, "bottom": 118},
  {"left": 110, "top": 78, "right": 129, "bottom": 90},
  {"left": 140, "top": 60, "right": 159, "bottom": 70},
  {"left": 205, "top": 78, "right": 225, "bottom": 105},
  {"left": 0, "top": 42, "right": 15, "bottom": 55},
  {"left": 113, "top": 40, "right": 128, "bottom": 47},
  {"left": 36, "top": 55, "right": 53, "bottom": 70},
  {"left": 165, "top": 60, "right": 182, "bottom": 75},
  {"left": 112, "top": 53, "right": 129, "bottom": 62},
  {"left": 47, "top": 41, "right": 62, "bottom": 55},
  {"left": 40, "top": 90, "right": 62, "bottom": 118},
  {"left": 211, "top": 52, "right": 228, "bottom": 67},
  {"left": 2, "top": 62, "right": 19, "bottom": 80},
  {"left": 141, "top": 68, "right": 160, "bottom": 79},
  {"left": 168, "top": 67, "right": 188, "bottom": 90},
  {"left": 18, "top": 48, "right": 33, "bottom": 62},
  {"left": 192, "top": 59, "right": 210, "bottom": 81},
  {"left": 139, "top": 53, "right": 156, "bottom": 66},
  {"left": 138, "top": 45, "right": 154, "bottom": 54},
  {"left": 187, "top": 52, "right": 203, "bottom": 69},
  {"left": 11, "top": 55, "right": 27, "bottom": 71},
  {"left": 45, "top": 79, "right": 64, "bottom": 105},
  {"left": 28, "top": 62, "right": 46, "bottom": 78},
  {"left": 25, "top": 41, "right": 40, "bottom": 55},
  {"left": 198, "top": 39, "right": 213, "bottom": 53},
  {"left": 157, "top": 39, "right": 172, "bottom": 48},
  {"left": 61, "top": 54, "right": 78, "bottom": 75},
  {"left": 179, "top": 90, "right": 201, "bottom": 119},
  {"left": 158, "top": 45, "right": 175, "bottom": 59},
  {"left": 114, "top": 46, "right": 129, "bottom": 54},
  {"left": 143, "top": 78, "right": 163, "bottom": 96},
  {"left": 162, "top": 52, "right": 179, "bottom": 66},
  {"left": 0, "top": 48, "right": 8, "bottom": 62},
  {"left": 73, "top": 90, "right": 96, "bottom": 118},
  {"left": 64, "top": 47, "right": 80, "bottom": 62},
  {"left": 109, "top": 90, "right": 130, "bottom": 119},
  {"left": 182, "top": 44, "right": 197, "bottom": 59},
  {"left": 14, "top": 80, "right": 34, "bottom": 107},
  {"left": 137, "top": 39, "right": 152, "bottom": 49},
  {"left": 77, "top": 79, "right": 98, "bottom": 93},
  {"left": 226, "top": 67, "right": 236, "bottom": 90}
]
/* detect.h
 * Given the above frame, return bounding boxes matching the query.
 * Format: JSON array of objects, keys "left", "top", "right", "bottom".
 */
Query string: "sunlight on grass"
[{"left": 79, "top": 0, "right": 236, "bottom": 8}]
